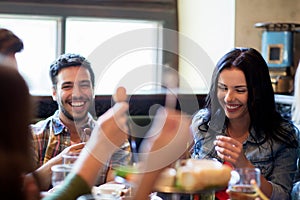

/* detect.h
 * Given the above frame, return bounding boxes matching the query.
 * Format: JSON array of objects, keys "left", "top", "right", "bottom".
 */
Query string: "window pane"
[
  {"left": 0, "top": 15, "right": 163, "bottom": 95},
  {"left": 0, "top": 15, "right": 59, "bottom": 95},
  {"left": 65, "top": 17, "right": 163, "bottom": 94}
]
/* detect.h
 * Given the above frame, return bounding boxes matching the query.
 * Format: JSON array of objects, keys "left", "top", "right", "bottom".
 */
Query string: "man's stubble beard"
[{"left": 60, "top": 103, "right": 88, "bottom": 123}]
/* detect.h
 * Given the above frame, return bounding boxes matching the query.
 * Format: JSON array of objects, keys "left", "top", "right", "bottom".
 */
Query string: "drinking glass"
[
  {"left": 228, "top": 168, "right": 261, "bottom": 200},
  {"left": 51, "top": 164, "right": 72, "bottom": 187},
  {"left": 62, "top": 152, "right": 80, "bottom": 165}
]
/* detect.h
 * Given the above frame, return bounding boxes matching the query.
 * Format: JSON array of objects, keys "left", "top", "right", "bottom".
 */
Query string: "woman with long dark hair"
[{"left": 192, "top": 47, "right": 299, "bottom": 199}]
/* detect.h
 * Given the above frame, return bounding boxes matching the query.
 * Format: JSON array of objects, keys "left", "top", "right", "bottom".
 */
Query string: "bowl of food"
[{"left": 153, "top": 159, "right": 232, "bottom": 193}]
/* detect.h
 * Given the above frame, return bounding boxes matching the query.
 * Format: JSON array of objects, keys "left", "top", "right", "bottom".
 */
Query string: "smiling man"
[{"left": 30, "top": 53, "right": 130, "bottom": 190}]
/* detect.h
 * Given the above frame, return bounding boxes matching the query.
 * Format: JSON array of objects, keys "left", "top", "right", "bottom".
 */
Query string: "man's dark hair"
[
  {"left": 49, "top": 53, "right": 95, "bottom": 88},
  {"left": 0, "top": 28, "right": 24, "bottom": 55}
]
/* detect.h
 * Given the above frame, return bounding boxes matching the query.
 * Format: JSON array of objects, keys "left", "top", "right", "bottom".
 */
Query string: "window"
[
  {"left": 0, "top": 15, "right": 58, "bottom": 95},
  {"left": 0, "top": 1, "right": 177, "bottom": 95},
  {"left": 65, "top": 17, "right": 163, "bottom": 94},
  {"left": 0, "top": 15, "right": 163, "bottom": 95}
]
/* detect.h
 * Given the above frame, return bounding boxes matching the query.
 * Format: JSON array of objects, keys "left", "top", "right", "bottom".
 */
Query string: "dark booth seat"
[{"left": 32, "top": 94, "right": 207, "bottom": 150}]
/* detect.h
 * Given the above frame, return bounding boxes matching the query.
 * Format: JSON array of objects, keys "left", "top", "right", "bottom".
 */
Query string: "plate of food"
[{"left": 153, "top": 159, "right": 232, "bottom": 194}]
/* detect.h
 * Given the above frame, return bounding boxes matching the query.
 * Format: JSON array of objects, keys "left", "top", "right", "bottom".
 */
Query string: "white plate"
[{"left": 92, "top": 183, "right": 126, "bottom": 196}]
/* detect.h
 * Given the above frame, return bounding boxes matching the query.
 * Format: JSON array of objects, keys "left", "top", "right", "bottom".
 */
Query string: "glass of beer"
[{"left": 228, "top": 168, "right": 261, "bottom": 200}]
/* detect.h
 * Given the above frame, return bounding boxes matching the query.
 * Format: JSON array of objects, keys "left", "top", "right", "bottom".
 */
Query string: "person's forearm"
[
  {"left": 34, "top": 157, "right": 61, "bottom": 190},
  {"left": 34, "top": 165, "right": 51, "bottom": 190},
  {"left": 132, "top": 170, "right": 162, "bottom": 200},
  {"left": 72, "top": 147, "right": 111, "bottom": 188},
  {"left": 42, "top": 173, "right": 91, "bottom": 200}
]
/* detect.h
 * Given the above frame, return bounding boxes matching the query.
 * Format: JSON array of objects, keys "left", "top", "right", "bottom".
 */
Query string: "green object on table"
[{"left": 114, "top": 165, "right": 138, "bottom": 179}]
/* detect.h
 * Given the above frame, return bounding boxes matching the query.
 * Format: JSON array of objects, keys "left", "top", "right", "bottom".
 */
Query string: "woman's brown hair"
[{"left": 0, "top": 65, "right": 33, "bottom": 199}]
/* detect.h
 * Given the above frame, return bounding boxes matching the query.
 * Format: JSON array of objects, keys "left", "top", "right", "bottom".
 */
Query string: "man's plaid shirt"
[{"left": 31, "top": 110, "right": 131, "bottom": 181}]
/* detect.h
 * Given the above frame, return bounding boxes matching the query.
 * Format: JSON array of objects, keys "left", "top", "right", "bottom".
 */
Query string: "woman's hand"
[{"left": 214, "top": 135, "right": 251, "bottom": 168}]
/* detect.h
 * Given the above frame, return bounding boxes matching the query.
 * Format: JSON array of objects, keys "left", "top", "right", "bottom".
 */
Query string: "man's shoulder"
[{"left": 31, "top": 113, "right": 57, "bottom": 134}]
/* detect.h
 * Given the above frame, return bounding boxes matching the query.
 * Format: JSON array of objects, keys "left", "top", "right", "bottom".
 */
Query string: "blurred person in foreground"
[
  {"left": 191, "top": 47, "right": 299, "bottom": 200},
  {"left": 0, "top": 28, "right": 24, "bottom": 68},
  {"left": 30, "top": 53, "right": 130, "bottom": 190},
  {"left": 0, "top": 63, "right": 39, "bottom": 199}
]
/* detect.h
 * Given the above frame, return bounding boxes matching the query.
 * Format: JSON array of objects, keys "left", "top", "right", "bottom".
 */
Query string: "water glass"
[
  {"left": 51, "top": 164, "right": 72, "bottom": 187},
  {"left": 228, "top": 168, "right": 261, "bottom": 200},
  {"left": 62, "top": 152, "right": 80, "bottom": 165}
]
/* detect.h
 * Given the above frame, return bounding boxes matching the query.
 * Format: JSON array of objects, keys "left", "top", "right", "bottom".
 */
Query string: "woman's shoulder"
[
  {"left": 192, "top": 108, "right": 210, "bottom": 124},
  {"left": 277, "top": 119, "right": 300, "bottom": 146},
  {"left": 293, "top": 122, "right": 300, "bottom": 132},
  {"left": 279, "top": 119, "right": 299, "bottom": 133},
  {"left": 291, "top": 121, "right": 300, "bottom": 141},
  {"left": 191, "top": 108, "right": 210, "bottom": 134}
]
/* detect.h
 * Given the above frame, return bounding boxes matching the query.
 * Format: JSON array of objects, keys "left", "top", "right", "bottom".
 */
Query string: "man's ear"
[{"left": 52, "top": 87, "right": 57, "bottom": 101}]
